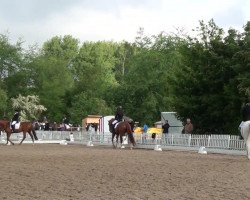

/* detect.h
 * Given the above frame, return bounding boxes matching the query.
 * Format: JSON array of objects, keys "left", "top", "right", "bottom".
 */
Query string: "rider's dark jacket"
[
  {"left": 12, "top": 112, "right": 20, "bottom": 122},
  {"left": 115, "top": 108, "right": 124, "bottom": 122}
]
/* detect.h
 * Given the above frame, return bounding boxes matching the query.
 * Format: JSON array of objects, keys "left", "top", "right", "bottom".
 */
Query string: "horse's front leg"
[
  {"left": 19, "top": 132, "right": 26, "bottom": 145},
  {"left": 6, "top": 131, "right": 14, "bottom": 145},
  {"left": 112, "top": 132, "right": 116, "bottom": 148}
]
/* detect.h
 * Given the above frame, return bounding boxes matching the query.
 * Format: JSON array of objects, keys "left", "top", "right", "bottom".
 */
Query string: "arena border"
[
  {"left": 0, "top": 131, "right": 247, "bottom": 157},
  {"left": 65, "top": 140, "right": 247, "bottom": 157}
]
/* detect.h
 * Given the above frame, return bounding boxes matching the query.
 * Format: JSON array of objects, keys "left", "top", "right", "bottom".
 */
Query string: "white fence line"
[{"left": 0, "top": 131, "right": 246, "bottom": 151}]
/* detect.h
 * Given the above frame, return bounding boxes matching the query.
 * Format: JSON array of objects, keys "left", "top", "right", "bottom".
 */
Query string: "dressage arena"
[{"left": 0, "top": 144, "right": 250, "bottom": 200}]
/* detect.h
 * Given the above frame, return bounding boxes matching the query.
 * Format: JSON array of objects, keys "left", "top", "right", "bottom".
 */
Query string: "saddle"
[{"left": 11, "top": 122, "right": 20, "bottom": 132}]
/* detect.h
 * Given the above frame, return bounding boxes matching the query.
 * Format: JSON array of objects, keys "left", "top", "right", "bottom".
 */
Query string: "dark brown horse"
[
  {"left": 108, "top": 118, "right": 136, "bottom": 149},
  {"left": 0, "top": 120, "right": 38, "bottom": 145}
]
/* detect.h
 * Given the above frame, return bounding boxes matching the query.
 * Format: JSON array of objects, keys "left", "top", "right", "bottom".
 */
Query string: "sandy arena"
[{"left": 0, "top": 144, "right": 249, "bottom": 200}]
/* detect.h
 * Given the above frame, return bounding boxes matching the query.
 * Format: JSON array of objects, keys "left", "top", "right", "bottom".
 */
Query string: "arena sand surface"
[{"left": 0, "top": 144, "right": 250, "bottom": 200}]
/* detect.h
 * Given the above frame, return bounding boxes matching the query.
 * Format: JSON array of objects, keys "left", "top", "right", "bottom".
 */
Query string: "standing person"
[
  {"left": 184, "top": 118, "right": 193, "bottom": 134},
  {"left": 11, "top": 109, "right": 20, "bottom": 132},
  {"left": 162, "top": 120, "right": 170, "bottom": 137},
  {"left": 43, "top": 116, "right": 49, "bottom": 131},
  {"left": 142, "top": 123, "right": 148, "bottom": 144}
]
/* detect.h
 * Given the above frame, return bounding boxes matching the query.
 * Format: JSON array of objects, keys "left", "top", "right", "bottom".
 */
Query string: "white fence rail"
[{"left": 1, "top": 130, "right": 246, "bottom": 151}]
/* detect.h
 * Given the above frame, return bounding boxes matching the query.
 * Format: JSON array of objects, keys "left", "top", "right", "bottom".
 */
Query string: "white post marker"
[
  {"left": 87, "top": 141, "right": 94, "bottom": 147},
  {"left": 154, "top": 134, "right": 162, "bottom": 151},
  {"left": 69, "top": 133, "right": 74, "bottom": 142},
  {"left": 154, "top": 144, "right": 162, "bottom": 151},
  {"left": 198, "top": 146, "right": 207, "bottom": 154},
  {"left": 60, "top": 140, "right": 68, "bottom": 145}
]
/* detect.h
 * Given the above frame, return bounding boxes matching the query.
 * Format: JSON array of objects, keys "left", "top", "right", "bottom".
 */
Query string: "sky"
[{"left": 0, "top": 0, "right": 249, "bottom": 48}]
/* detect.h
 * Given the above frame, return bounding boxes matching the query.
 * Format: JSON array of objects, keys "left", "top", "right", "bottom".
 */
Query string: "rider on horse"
[
  {"left": 112, "top": 106, "right": 124, "bottom": 133},
  {"left": 240, "top": 97, "right": 250, "bottom": 139},
  {"left": 242, "top": 97, "right": 250, "bottom": 122},
  {"left": 11, "top": 109, "right": 20, "bottom": 132}
]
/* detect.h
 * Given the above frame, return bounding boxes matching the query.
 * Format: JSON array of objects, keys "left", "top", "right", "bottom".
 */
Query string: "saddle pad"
[{"left": 15, "top": 122, "right": 20, "bottom": 129}]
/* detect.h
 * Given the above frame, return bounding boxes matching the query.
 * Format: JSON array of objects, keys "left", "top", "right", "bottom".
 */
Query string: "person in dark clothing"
[
  {"left": 11, "top": 110, "right": 20, "bottom": 132},
  {"left": 162, "top": 120, "right": 170, "bottom": 138},
  {"left": 115, "top": 106, "right": 124, "bottom": 122},
  {"left": 112, "top": 106, "right": 124, "bottom": 132},
  {"left": 62, "top": 116, "right": 70, "bottom": 130},
  {"left": 242, "top": 98, "right": 250, "bottom": 122},
  {"left": 63, "top": 116, "right": 69, "bottom": 125}
]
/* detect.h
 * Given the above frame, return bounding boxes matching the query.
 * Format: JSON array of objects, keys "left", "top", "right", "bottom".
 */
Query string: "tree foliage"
[
  {"left": 11, "top": 94, "right": 47, "bottom": 121},
  {"left": 0, "top": 20, "right": 249, "bottom": 134}
]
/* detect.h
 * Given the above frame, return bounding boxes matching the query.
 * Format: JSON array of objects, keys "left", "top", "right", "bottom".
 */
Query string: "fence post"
[
  {"left": 227, "top": 135, "right": 231, "bottom": 149},
  {"left": 171, "top": 134, "right": 174, "bottom": 145},
  {"left": 207, "top": 135, "right": 210, "bottom": 147},
  {"left": 188, "top": 134, "right": 191, "bottom": 147}
]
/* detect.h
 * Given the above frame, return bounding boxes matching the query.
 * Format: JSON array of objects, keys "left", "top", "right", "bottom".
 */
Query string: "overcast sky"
[{"left": 0, "top": 0, "right": 249, "bottom": 48}]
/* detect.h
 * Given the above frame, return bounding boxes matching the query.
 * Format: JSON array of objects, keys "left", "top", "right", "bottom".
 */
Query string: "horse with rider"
[{"left": 109, "top": 106, "right": 136, "bottom": 148}]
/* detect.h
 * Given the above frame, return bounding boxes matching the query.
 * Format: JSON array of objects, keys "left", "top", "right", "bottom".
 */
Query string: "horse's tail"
[
  {"left": 128, "top": 133, "right": 136, "bottom": 146},
  {"left": 126, "top": 122, "right": 136, "bottom": 146},
  {"left": 32, "top": 128, "right": 38, "bottom": 140}
]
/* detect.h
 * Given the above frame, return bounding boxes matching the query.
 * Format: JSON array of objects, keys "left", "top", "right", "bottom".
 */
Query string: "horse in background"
[
  {"left": 0, "top": 120, "right": 38, "bottom": 145},
  {"left": 108, "top": 118, "right": 136, "bottom": 149},
  {"left": 240, "top": 121, "right": 250, "bottom": 159}
]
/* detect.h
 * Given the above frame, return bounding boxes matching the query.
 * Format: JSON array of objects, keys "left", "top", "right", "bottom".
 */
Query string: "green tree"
[
  {"left": 70, "top": 92, "right": 112, "bottom": 124},
  {"left": 167, "top": 20, "right": 243, "bottom": 134},
  {"left": 0, "top": 88, "right": 8, "bottom": 116},
  {"left": 29, "top": 56, "right": 74, "bottom": 121},
  {"left": 11, "top": 94, "right": 47, "bottom": 121},
  {"left": 72, "top": 41, "right": 118, "bottom": 96},
  {"left": 43, "top": 35, "right": 80, "bottom": 63},
  {"left": 113, "top": 33, "right": 183, "bottom": 124}
]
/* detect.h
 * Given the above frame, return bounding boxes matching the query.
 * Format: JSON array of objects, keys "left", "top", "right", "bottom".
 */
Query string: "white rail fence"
[{"left": 0, "top": 130, "right": 246, "bottom": 151}]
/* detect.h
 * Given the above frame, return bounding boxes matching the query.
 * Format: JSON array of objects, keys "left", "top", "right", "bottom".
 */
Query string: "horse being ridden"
[
  {"left": 240, "top": 99, "right": 250, "bottom": 159},
  {"left": 109, "top": 118, "right": 136, "bottom": 148},
  {"left": 0, "top": 120, "right": 38, "bottom": 145}
]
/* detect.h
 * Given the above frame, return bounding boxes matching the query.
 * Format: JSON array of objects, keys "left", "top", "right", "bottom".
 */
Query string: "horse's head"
[
  {"left": 108, "top": 119, "right": 114, "bottom": 125},
  {"left": 108, "top": 118, "right": 115, "bottom": 133}
]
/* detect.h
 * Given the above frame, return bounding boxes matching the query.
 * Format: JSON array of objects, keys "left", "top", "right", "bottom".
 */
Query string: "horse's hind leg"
[
  {"left": 246, "top": 137, "right": 250, "bottom": 159},
  {"left": 120, "top": 135, "right": 124, "bottom": 149},
  {"left": 19, "top": 132, "right": 27, "bottom": 145},
  {"left": 112, "top": 133, "right": 116, "bottom": 148},
  {"left": 28, "top": 131, "right": 35, "bottom": 145}
]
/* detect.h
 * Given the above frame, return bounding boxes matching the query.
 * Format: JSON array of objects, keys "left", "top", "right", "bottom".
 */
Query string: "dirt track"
[{"left": 0, "top": 144, "right": 249, "bottom": 200}]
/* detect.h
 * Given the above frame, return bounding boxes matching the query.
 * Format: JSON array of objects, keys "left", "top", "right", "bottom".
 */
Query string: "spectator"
[
  {"left": 62, "top": 116, "right": 70, "bottom": 130},
  {"left": 142, "top": 124, "right": 148, "bottom": 144},
  {"left": 162, "top": 120, "right": 170, "bottom": 137},
  {"left": 184, "top": 118, "right": 193, "bottom": 134}
]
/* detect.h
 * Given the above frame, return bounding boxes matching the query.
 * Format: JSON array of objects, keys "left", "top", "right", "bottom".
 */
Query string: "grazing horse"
[
  {"left": 240, "top": 121, "right": 250, "bottom": 159},
  {"left": 108, "top": 118, "right": 136, "bottom": 149},
  {"left": 0, "top": 120, "right": 38, "bottom": 145}
]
